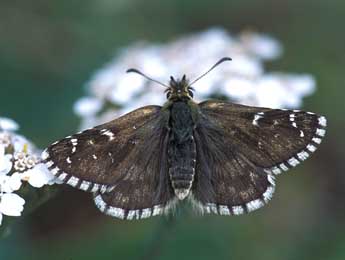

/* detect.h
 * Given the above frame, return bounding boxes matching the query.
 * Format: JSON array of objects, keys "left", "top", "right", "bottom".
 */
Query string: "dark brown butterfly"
[{"left": 42, "top": 57, "right": 327, "bottom": 220}]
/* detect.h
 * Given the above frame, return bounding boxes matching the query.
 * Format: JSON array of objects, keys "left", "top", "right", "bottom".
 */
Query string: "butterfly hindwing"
[
  {"left": 42, "top": 106, "right": 175, "bottom": 218},
  {"left": 192, "top": 121, "right": 275, "bottom": 215},
  {"left": 93, "top": 122, "right": 176, "bottom": 220},
  {"left": 192, "top": 100, "right": 326, "bottom": 215}
]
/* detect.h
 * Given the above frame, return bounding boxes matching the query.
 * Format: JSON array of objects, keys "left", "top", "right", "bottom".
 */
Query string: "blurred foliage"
[{"left": 0, "top": 0, "right": 345, "bottom": 259}]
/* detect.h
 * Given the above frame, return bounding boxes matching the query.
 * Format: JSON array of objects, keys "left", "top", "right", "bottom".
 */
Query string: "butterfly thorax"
[{"left": 168, "top": 100, "right": 196, "bottom": 200}]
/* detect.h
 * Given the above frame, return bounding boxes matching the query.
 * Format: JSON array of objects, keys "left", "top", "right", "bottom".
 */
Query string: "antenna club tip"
[
  {"left": 222, "top": 57, "right": 232, "bottom": 61},
  {"left": 126, "top": 68, "right": 136, "bottom": 73}
]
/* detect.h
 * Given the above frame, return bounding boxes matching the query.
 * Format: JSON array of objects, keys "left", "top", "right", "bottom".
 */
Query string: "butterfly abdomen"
[{"left": 168, "top": 101, "right": 197, "bottom": 200}]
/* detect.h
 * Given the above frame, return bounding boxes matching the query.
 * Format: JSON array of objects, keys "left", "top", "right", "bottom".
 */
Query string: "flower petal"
[
  {"left": 0, "top": 148, "right": 13, "bottom": 176},
  {"left": 0, "top": 117, "right": 19, "bottom": 131},
  {"left": 0, "top": 193, "right": 25, "bottom": 216},
  {"left": 73, "top": 97, "right": 103, "bottom": 117},
  {"left": 24, "top": 163, "right": 56, "bottom": 188},
  {"left": 8, "top": 172, "right": 23, "bottom": 191}
]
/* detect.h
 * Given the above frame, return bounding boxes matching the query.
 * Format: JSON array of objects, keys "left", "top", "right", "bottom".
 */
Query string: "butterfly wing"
[
  {"left": 42, "top": 106, "right": 175, "bottom": 219},
  {"left": 192, "top": 100, "right": 326, "bottom": 215}
]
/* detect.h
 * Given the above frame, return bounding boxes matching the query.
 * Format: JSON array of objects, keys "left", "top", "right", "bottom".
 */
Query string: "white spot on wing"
[
  {"left": 297, "top": 151, "right": 309, "bottom": 161},
  {"left": 288, "top": 157, "right": 300, "bottom": 167},
  {"left": 66, "top": 157, "right": 72, "bottom": 164},
  {"left": 58, "top": 173, "right": 68, "bottom": 181},
  {"left": 218, "top": 205, "right": 230, "bottom": 215},
  {"left": 300, "top": 130, "right": 304, "bottom": 137},
  {"left": 141, "top": 208, "right": 152, "bottom": 218},
  {"left": 312, "top": 137, "right": 322, "bottom": 144},
  {"left": 208, "top": 203, "right": 218, "bottom": 214},
  {"left": 45, "top": 161, "right": 54, "bottom": 168},
  {"left": 316, "top": 128, "right": 326, "bottom": 137},
  {"left": 152, "top": 205, "right": 163, "bottom": 216},
  {"left": 102, "top": 130, "right": 115, "bottom": 140},
  {"left": 252, "top": 113, "right": 263, "bottom": 126},
  {"left": 67, "top": 176, "right": 79, "bottom": 187},
  {"left": 246, "top": 199, "right": 264, "bottom": 212},
  {"left": 232, "top": 206, "right": 244, "bottom": 215},
  {"left": 91, "top": 183, "right": 100, "bottom": 193},
  {"left": 94, "top": 194, "right": 106, "bottom": 212},
  {"left": 267, "top": 174, "right": 276, "bottom": 186},
  {"left": 107, "top": 207, "right": 125, "bottom": 219},
  {"left": 279, "top": 163, "right": 289, "bottom": 172},
  {"left": 263, "top": 186, "right": 275, "bottom": 202},
  {"left": 289, "top": 114, "right": 295, "bottom": 120},
  {"left": 307, "top": 144, "right": 317, "bottom": 152},
  {"left": 271, "top": 166, "right": 282, "bottom": 175},
  {"left": 126, "top": 210, "right": 136, "bottom": 220},
  {"left": 41, "top": 149, "right": 49, "bottom": 160},
  {"left": 51, "top": 167, "right": 60, "bottom": 175},
  {"left": 318, "top": 116, "right": 327, "bottom": 127},
  {"left": 80, "top": 181, "right": 91, "bottom": 191},
  {"left": 99, "top": 185, "right": 107, "bottom": 193}
]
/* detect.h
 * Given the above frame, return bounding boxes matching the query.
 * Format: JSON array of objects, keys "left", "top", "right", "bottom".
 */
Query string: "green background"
[{"left": 1, "top": 0, "right": 344, "bottom": 259}]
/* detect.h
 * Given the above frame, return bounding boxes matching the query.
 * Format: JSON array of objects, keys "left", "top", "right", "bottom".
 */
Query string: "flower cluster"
[
  {"left": 0, "top": 117, "right": 59, "bottom": 226},
  {"left": 74, "top": 27, "right": 316, "bottom": 129}
]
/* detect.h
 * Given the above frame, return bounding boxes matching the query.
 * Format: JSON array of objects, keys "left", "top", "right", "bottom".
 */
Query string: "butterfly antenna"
[
  {"left": 126, "top": 68, "right": 169, "bottom": 88},
  {"left": 189, "top": 57, "right": 232, "bottom": 86}
]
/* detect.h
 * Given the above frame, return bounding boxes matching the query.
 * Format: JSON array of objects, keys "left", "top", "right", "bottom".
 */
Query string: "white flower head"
[
  {"left": 0, "top": 133, "right": 11, "bottom": 148},
  {"left": 0, "top": 173, "right": 22, "bottom": 193},
  {"left": 73, "top": 97, "right": 103, "bottom": 117},
  {"left": 75, "top": 27, "right": 316, "bottom": 131},
  {"left": 0, "top": 145, "right": 12, "bottom": 176},
  {"left": 0, "top": 117, "right": 19, "bottom": 132},
  {"left": 0, "top": 193, "right": 25, "bottom": 218},
  {"left": 22, "top": 163, "right": 57, "bottom": 188},
  {"left": 239, "top": 31, "right": 283, "bottom": 60},
  {"left": 0, "top": 118, "right": 61, "bottom": 226}
]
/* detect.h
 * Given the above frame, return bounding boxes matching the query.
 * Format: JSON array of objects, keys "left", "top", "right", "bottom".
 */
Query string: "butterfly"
[{"left": 42, "top": 57, "right": 327, "bottom": 220}]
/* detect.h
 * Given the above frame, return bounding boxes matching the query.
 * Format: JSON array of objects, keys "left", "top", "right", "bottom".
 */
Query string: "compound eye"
[
  {"left": 188, "top": 90, "right": 194, "bottom": 98},
  {"left": 166, "top": 92, "right": 171, "bottom": 99}
]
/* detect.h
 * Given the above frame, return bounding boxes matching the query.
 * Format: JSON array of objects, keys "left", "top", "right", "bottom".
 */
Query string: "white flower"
[
  {"left": 11, "top": 135, "right": 34, "bottom": 154},
  {"left": 0, "top": 117, "right": 19, "bottom": 132},
  {"left": 74, "top": 97, "right": 103, "bottom": 117},
  {"left": 222, "top": 77, "right": 256, "bottom": 100},
  {"left": 0, "top": 133, "right": 11, "bottom": 148},
  {"left": 0, "top": 118, "right": 65, "bottom": 226},
  {"left": 0, "top": 193, "right": 25, "bottom": 218},
  {"left": 0, "top": 173, "right": 23, "bottom": 194},
  {"left": 0, "top": 145, "right": 12, "bottom": 176},
  {"left": 75, "top": 27, "right": 316, "bottom": 131},
  {"left": 239, "top": 32, "right": 283, "bottom": 60},
  {"left": 109, "top": 73, "right": 146, "bottom": 105},
  {"left": 21, "top": 163, "right": 57, "bottom": 188}
]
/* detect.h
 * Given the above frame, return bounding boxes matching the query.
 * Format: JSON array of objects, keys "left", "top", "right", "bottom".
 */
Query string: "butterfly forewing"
[
  {"left": 42, "top": 106, "right": 175, "bottom": 216},
  {"left": 192, "top": 100, "right": 326, "bottom": 215}
]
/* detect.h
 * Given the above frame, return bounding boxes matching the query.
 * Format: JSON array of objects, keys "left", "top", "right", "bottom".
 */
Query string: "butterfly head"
[
  {"left": 165, "top": 75, "right": 194, "bottom": 100},
  {"left": 126, "top": 57, "right": 232, "bottom": 102}
]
